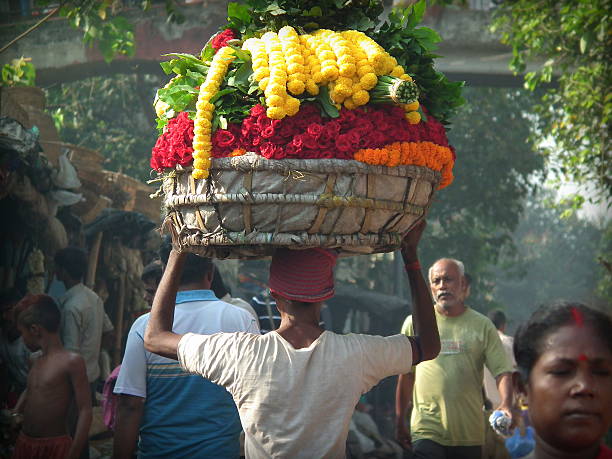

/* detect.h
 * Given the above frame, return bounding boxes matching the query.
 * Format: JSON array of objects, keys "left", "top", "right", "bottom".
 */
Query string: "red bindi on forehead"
[{"left": 578, "top": 353, "right": 588, "bottom": 362}]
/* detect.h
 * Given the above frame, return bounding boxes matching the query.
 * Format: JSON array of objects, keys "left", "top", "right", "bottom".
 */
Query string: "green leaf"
[
  {"left": 227, "top": 2, "right": 251, "bottom": 24},
  {"left": 412, "top": 0, "right": 427, "bottom": 25},
  {"left": 210, "top": 88, "right": 237, "bottom": 104},
  {"left": 317, "top": 86, "right": 340, "bottom": 118},
  {"left": 305, "top": 6, "right": 322, "bottom": 17}
]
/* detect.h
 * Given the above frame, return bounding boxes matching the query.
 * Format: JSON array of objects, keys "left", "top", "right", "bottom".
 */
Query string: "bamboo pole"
[
  {"left": 86, "top": 232, "right": 103, "bottom": 289},
  {"left": 113, "top": 273, "right": 126, "bottom": 367}
]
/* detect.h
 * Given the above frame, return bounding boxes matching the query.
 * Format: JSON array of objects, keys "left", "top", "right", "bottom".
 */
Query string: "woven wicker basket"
[{"left": 162, "top": 153, "right": 439, "bottom": 259}]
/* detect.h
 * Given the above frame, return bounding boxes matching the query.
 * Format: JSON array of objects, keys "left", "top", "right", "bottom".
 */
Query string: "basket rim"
[{"left": 170, "top": 155, "right": 441, "bottom": 182}]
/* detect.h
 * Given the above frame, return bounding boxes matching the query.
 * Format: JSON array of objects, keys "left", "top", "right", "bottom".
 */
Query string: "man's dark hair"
[
  {"left": 55, "top": 246, "right": 88, "bottom": 281},
  {"left": 514, "top": 301, "right": 612, "bottom": 381},
  {"left": 488, "top": 309, "right": 507, "bottom": 330},
  {"left": 210, "top": 266, "right": 229, "bottom": 299},
  {"left": 159, "top": 236, "right": 213, "bottom": 285},
  {"left": 141, "top": 260, "right": 163, "bottom": 284},
  {"left": 15, "top": 294, "right": 61, "bottom": 333}
]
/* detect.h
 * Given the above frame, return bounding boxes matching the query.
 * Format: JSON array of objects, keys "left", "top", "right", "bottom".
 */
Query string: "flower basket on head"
[{"left": 151, "top": 0, "right": 464, "bottom": 259}]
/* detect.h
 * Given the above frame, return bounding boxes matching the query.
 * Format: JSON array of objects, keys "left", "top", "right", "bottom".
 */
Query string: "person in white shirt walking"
[
  {"left": 144, "top": 220, "right": 440, "bottom": 458},
  {"left": 55, "top": 247, "right": 105, "bottom": 388}
]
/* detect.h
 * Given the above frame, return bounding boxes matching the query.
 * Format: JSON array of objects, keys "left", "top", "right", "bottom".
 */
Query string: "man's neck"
[
  {"left": 435, "top": 302, "right": 467, "bottom": 317},
  {"left": 276, "top": 313, "right": 324, "bottom": 349},
  {"left": 39, "top": 334, "right": 65, "bottom": 356},
  {"left": 177, "top": 282, "right": 209, "bottom": 292},
  {"left": 63, "top": 278, "right": 80, "bottom": 290}
]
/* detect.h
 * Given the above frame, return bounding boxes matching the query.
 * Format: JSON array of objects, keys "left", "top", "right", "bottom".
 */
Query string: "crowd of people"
[{"left": 0, "top": 221, "right": 610, "bottom": 459}]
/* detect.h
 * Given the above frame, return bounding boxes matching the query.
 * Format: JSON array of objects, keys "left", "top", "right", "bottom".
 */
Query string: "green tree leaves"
[{"left": 492, "top": 0, "right": 611, "bottom": 205}]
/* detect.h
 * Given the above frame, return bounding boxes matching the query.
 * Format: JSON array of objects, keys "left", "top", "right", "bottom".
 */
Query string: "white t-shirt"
[
  {"left": 178, "top": 331, "right": 413, "bottom": 458},
  {"left": 60, "top": 283, "right": 105, "bottom": 382}
]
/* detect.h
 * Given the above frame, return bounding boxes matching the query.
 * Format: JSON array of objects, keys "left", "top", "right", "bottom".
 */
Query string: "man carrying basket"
[{"left": 144, "top": 220, "right": 439, "bottom": 458}]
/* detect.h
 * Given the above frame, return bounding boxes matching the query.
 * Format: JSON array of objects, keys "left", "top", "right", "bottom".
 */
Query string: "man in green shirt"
[{"left": 395, "top": 258, "right": 514, "bottom": 459}]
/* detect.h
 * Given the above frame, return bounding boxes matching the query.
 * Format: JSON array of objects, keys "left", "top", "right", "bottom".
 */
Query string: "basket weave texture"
[{"left": 162, "top": 153, "right": 439, "bottom": 259}]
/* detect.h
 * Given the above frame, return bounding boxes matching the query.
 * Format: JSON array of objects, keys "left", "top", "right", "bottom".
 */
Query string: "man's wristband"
[{"left": 404, "top": 260, "right": 421, "bottom": 271}]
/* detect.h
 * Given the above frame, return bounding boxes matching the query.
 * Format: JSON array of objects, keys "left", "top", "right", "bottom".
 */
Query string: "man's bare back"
[{"left": 22, "top": 349, "right": 83, "bottom": 438}]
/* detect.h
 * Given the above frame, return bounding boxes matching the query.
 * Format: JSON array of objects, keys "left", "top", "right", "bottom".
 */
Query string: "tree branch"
[{"left": 0, "top": 7, "right": 61, "bottom": 55}]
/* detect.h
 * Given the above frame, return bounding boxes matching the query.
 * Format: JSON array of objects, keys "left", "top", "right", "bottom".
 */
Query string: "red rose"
[
  {"left": 335, "top": 134, "right": 353, "bottom": 155},
  {"left": 306, "top": 123, "right": 323, "bottom": 139},
  {"left": 339, "top": 108, "right": 358, "bottom": 125},
  {"left": 213, "top": 129, "right": 236, "bottom": 148},
  {"left": 149, "top": 112, "right": 195, "bottom": 171},
  {"left": 261, "top": 125, "right": 276, "bottom": 139},
  {"left": 302, "top": 133, "right": 319, "bottom": 150},
  {"left": 285, "top": 144, "right": 300, "bottom": 158},
  {"left": 250, "top": 104, "right": 266, "bottom": 118},
  {"left": 291, "top": 134, "right": 305, "bottom": 151},
  {"left": 260, "top": 142, "right": 279, "bottom": 159},
  {"left": 346, "top": 129, "right": 361, "bottom": 147},
  {"left": 211, "top": 29, "right": 236, "bottom": 52},
  {"left": 274, "top": 147, "right": 287, "bottom": 160},
  {"left": 324, "top": 120, "right": 341, "bottom": 137},
  {"left": 370, "top": 130, "right": 386, "bottom": 147},
  {"left": 257, "top": 115, "right": 272, "bottom": 130}
]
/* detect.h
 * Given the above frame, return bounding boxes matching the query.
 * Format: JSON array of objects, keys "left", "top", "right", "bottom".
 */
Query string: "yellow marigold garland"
[
  {"left": 192, "top": 46, "right": 235, "bottom": 179},
  {"left": 241, "top": 27, "right": 421, "bottom": 121},
  {"left": 354, "top": 141, "right": 455, "bottom": 189}
]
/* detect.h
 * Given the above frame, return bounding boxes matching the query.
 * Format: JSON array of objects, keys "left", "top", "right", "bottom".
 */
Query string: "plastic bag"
[
  {"left": 505, "top": 426, "right": 535, "bottom": 458},
  {"left": 52, "top": 151, "right": 81, "bottom": 190}
]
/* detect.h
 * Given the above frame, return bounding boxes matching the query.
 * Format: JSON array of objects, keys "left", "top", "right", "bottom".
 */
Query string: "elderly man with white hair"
[{"left": 395, "top": 258, "right": 515, "bottom": 459}]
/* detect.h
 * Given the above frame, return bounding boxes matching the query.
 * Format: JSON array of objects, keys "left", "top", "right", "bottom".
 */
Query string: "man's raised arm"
[
  {"left": 144, "top": 250, "right": 187, "bottom": 359},
  {"left": 401, "top": 220, "right": 440, "bottom": 363}
]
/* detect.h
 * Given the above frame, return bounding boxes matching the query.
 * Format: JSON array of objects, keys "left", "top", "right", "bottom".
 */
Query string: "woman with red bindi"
[{"left": 513, "top": 302, "right": 612, "bottom": 459}]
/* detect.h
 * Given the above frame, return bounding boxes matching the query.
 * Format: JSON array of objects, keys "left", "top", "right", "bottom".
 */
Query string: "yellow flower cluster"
[
  {"left": 192, "top": 46, "right": 235, "bottom": 179},
  {"left": 242, "top": 26, "right": 421, "bottom": 120}
]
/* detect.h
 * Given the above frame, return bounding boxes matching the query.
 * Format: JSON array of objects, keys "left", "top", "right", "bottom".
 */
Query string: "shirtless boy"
[{"left": 12, "top": 294, "right": 92, "bottom": 459}]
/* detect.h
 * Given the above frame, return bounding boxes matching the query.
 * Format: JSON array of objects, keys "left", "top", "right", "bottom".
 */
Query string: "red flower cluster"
[
  {"left": 211, "top": 29, "right": 236, "bottom": 52},
  {"left": 150, "top": 112, "right": 195, "bottom": 171},
  {"left": 210, "top": 103, "right": 452, "bottom": 161},
  {"left": 150, "top": 104, "right": 454, "bottom": 171}
]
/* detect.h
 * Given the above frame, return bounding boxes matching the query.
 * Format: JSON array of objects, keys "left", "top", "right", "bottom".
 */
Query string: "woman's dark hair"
[
  {"left": 159, "top": 236, "right": 213, "bottom": 285},
  {"left": 514, "top": 301, "right": 612, "bottom": 381},
  {"left": 15, "top": 294, "right": 61, "bottom": 333},
  {"left": 55, "top": 246, "right": 88, "bottom": 281}
]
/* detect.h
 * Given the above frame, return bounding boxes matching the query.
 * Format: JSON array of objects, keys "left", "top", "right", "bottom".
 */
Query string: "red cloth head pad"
[{"left": 269, "top": 248, "right": 338, "bottom": 303}]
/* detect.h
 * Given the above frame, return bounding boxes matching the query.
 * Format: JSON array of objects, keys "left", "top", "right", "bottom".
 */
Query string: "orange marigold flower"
[
  {"left": 388, "top": 148, "right": 401, "bottom": 167},
  {"left": 230, "top": 148, "right": 247, "bottom": 157}
]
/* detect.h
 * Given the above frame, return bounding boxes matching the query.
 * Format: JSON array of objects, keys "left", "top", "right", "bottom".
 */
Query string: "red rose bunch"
[
  {"left": 151, "top": 104, "right": 453, "bottom": 171},
  {"left": 211, "top": 29, "right": 236, "bottom": 52},
  {"left": 210, "top": 103, "right": 451, "bottom": 161},
  {"left": 150, "top": 112, "right": 195, "bottom": 171}
]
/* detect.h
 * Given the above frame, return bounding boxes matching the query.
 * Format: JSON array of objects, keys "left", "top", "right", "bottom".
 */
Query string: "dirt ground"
[{"left": 89, "top": 406, "right": 113, "bottom": 459}]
